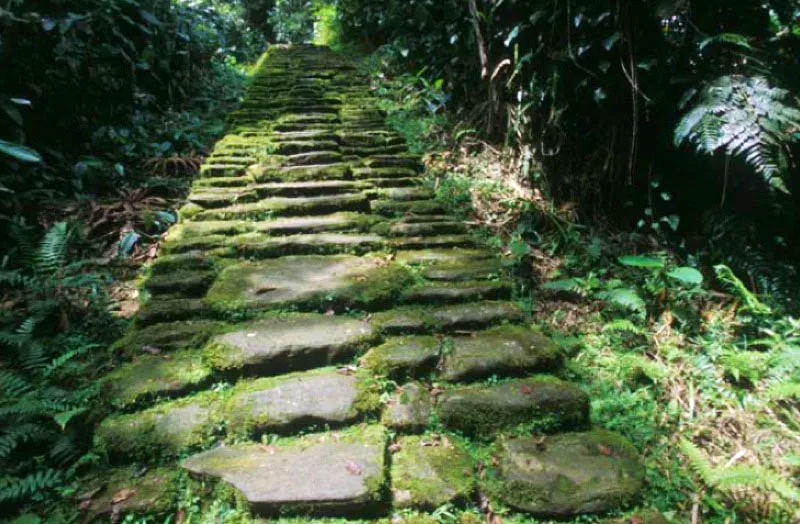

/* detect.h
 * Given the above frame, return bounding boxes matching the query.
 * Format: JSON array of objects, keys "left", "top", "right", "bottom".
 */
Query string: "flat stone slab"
[
  {"left": 371, "top": 302, "right": 524, "bottom": 335},
  {"left": 182, "top": 426, "right": 387, "bottom": 516},
  {"left": 437, "top": 377, "right": 589, "bottom": 436},
  {"left": 206, "top": 255, "right": 410, "bottom": 312},
  {"left": 440, "top": 325, "right": 562, "bottom": 381},
  {"left": 97, "top": 393, "right": 219, "bottom": 458},
  {"left": 81, "top": 468, "right": 178, "bottom": 520},
  {"left": 400, "top": 281, "right": 510, "bottom": 305},
  {"left": 205, "top": 314, "right": 376, "bottom": 375},
  {"left": 361, "top": 337, "right": 440, "bottom": 378},
  {"left": 497, "top": 430, "right": 644, "bottom": 518},
  {"left": 394, "top": 249, "right": 492, "bottom": 266},
  {"left": 225, "top": 370, "right": 375, "bottom": 435},
  {"left": 381, "top": 383, "right": 432, "bottom": 433},
  {"left": 391, "top": 435, "right": 475, "bottom": 510},
  {"left": 102, "top": 351, "right": 212, "bottom": 409}
]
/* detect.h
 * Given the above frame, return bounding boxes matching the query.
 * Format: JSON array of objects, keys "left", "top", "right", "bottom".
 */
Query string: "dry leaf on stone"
[
  {"left": 110, "top": 488, "right": 136, "bottom": 504},
  {"left": 388, "top": 443, "right": 402, "bottom": 453},
  {"left": 345, "top": 461, "right": 362, "bottom": 475},
  {"left": 629, "top": 516, "right": 644, "bottom": 524},
  {"left": 77, "top": 486, "right": 103, "bottom": 501},
  {"left": 520, "top": 384, "right": 534, "bottom": 395},
  {"left": 597, "top": 444, "right": 614, "bottom": 456}
]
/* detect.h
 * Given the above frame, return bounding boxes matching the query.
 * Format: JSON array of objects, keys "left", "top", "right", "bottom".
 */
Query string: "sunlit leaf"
[
  {"left": 667, "top": 267, "right": 704, "bottom": 285},
  {"left": 618, "top": 255, "right": 665, "bottom": 269},
  {"left": 0, "top": 139, "right": 42, "bottom": 164}
]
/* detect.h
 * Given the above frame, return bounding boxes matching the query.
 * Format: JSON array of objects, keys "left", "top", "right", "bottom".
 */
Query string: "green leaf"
[
  {"left": 54, "top": 408, "right": 87, "bottom": 430},
  {"left": 0, "top": 139, "right": 42, "bottom": 164},
  {"left": 598, "top": 288, "right": 646, "bottom": 314},
  {"left": 667, "top": 267, "right": 704, "bottom": 285},
  {"left": 618, "top": 255, "right": 665, "bottom": 269},
  {"left": 10, "top": 514, "right": 41, "bottom": 524}
]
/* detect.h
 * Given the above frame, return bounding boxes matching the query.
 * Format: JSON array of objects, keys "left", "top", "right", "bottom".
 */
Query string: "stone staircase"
[{"left": 84, "top": 45, "right": 644, "bottom": 521}]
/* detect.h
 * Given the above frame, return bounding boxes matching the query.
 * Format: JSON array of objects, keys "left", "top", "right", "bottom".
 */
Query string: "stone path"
[{"left": 86, "top": 45, "right": 644, "bottom": 521}]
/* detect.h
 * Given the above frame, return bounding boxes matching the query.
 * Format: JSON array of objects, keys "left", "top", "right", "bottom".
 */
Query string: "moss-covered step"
[
  {"left": 381, "top": 383, "right": 433, "bottom": 433},
  {"left": 251, "top": 163, "right": 351, "bottom": 183},
  {"left": 421, "top": 260, "right": 504, "bottom": 281},
  {"left": 190, "top": 193, "right": 370, "bottom": 221},
  {"left": 389, "top": 221, "right": 467, "bottom": 237},
  {"left": 205, "top": 255, "right": 412, "bottom": 313},
  {"left": 182, "top": 425, "right": 387, "bottom": 516},
  {"left": 187, "top": 189, "right": 259, "bottom": 209},
  {"left": 371, "top": 199, "right": 446, "bottom": 217},
  {"left": 362, "top": 154, "right": 423, "bottom": 171},
  {"left": 284, "top": 151, "right": 343, "bottom": 167},
  {"left": 227, "top": 232, "right": 385, "bottom": 259},
  {"left": 143, "top": 269, "right": 217, "bottom": 297},
  {"left": 199, "top": 164, "right": 247, "bottom": 178},
  {"left": 439, "top": 325, "right": 562, "bottom": 382},
  {"left": 274, "top": 140, "right": 340, "bottom": 155},
  {"left": 112, "top": 320, "right": 223, "bottom": 356},
  {"left": 203, "top": 314, "right": 378, "bottom": 376},
  {"left": 351, "top": 167, "right": 418, "bottom": 180},
  {"left": 224, "top": 368, "right": 380, "bottom": 436},
  {"left": 495, "top": 430, "right": 644, "bottom": 518},
  {"left": 79, "top": 467, "right": 179, "bottom": 521},
  {"left": 252, "top": 180, "right": 369, "bottom": 198},
  {"left": 371, "top": 301, "right": 524, "bottom": 335},
  {"left": 101, "top": 350, "right": 213, "bottom": 410},
  {"left": 361, "top": 337, "right": 441, "bottom": 379},
  {"left": 399, "top": 281, "right": 511, "bottom": 305},
  {"left": 136, "top": 298, "right": 209, "bottom": 325},
  {"left": 391, "top": 435, "right": 475, "bottom": 510},
  {"left": 394, "top": 248, "right": 494, "bottom": 266},
  {"left": 436, "top": 377, "right": 590, "bottom": 436},
  {"left": 389, "top": 235, "right": 476, "bottom": 250},
  {"left": 96, "top": 391, "right": 222, "bottom": 460}
]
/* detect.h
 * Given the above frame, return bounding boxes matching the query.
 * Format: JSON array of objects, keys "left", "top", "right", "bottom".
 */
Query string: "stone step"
[
  {"left": 371, "top": 301, "right": 525, "bottom": 335},
  {"left": 182, "top": 426, "right": 387, "bottom": 517},
  {"left": 389, "top": 221, "right": 467, "bottom": 237},
  {"left": 190, "top": 194, "right": 370, "bottom": 221},
  {"left": 205, "top": 255, "right": 411, "bottom": 314},
  {"left": 254, "top": 163, "right": 351, "bottom": 182},
  {"left": 253, "top": 180, "right": 367, "bottom": 198},
  {"left": 284, "top": 151, "right": 343, "bottom": 167},
  {"left": 495, "top": 430, "right": 644, "bottom": 518},
  {"left": 203, "top": 314, "right": 378, "bottom": 376},
  {"left": 275, "top": 140, "right": 341, "bottom": 155},
  {"left": 437, "top": 377, "right": 590, "bottom": 436},
  {"left": 389, "top": 235, "right": 476, "bottom": 250},
  {"left": 229, "top": 232, "right": 384, "bottom": 259},
  {"left": 372, "top": 199, "right": 447, "bottom": 217},
  {"left": 399, "top": 281, "right": 511, "bottom": 305}
]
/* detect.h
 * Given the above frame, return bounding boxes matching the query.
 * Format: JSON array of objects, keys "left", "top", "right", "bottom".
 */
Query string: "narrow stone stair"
[{"left": 84, "top": 45, "right": 644, "bottom": 521}]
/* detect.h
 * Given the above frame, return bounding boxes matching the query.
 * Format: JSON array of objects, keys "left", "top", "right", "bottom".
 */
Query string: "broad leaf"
[
  {"left": 618, "top": 255, "right": 665, "bottom": 269},
  {"left": 667, "top": 267, "right": 704, "bottom": 285},
  {"left": 0, "top": 139, "right": 43, "bottom": 164}
]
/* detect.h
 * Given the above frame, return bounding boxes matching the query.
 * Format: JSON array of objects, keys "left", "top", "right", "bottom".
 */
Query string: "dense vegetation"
[{"left": 0, "top": 0, "right": 798, "bottom": 522}]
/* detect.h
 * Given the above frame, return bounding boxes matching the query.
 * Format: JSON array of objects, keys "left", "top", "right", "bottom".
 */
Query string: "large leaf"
[
  {"left": 0, "top": 139, "right": 42, "bottom": 164},
  {"left": 667, "top": 267, "right": 704, "bottom": 285},
  {"left": 618, "top": 255, "right": 665, "bottom": 269}
]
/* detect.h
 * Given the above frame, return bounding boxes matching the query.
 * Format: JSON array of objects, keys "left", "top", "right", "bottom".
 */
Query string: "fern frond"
[
  {"left": 602, "top": 319, "right": 648, "bottom": 336},
  {"left": 764, "top": 381, "right": 800, "bottom": 400},
  {"left": 542, "top": 278, "right": 586, "bottom": 296},
  {"left": 0, "top": 469, "right": 62, "bottom": 502},
  {"left": 676, "top": 75, "right": 800, "bottom": 192},
  {"left": 0, "top": 370, "right": 31, "bottom": 397},
  {"left": 0, "top": 423, "right": 52, "bottom": 459},
  {"left": 36, "top": 222, "right": 70, "bottom": 276}
]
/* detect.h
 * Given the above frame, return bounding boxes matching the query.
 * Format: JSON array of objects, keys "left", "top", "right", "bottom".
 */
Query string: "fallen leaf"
[
  {"left": 388, "top": 443, "right": 402, "bottom": 453},
  {"left": 258, "top": 445, "right": 277, "bottom": 455},
  {"left": 345, "top": 461, "right": 362, "bottom": 475},
  {"left": 110, "top": 488, "right": 136, "bottom": 504},
  {"left": 597, "top": 444, "right": 614, "bottom": 456},
  {"left": 628, "top": 516, "right": 644, "bottom": 524},
  {"left": 463, "top": 468, "right": 472, "bottom": 477},
  {"left": 174, "top": 509, "right": 187, "bottom": 524},
  {"left": 490, "top": 455, "right": 500, "bottom": 467},
  {"left": 520, "top": 384, "right": 534, "bottom": 395},
  {"left": 325, "top": 308, "right": 336, "bottom": 316},
  {"left": 79, "top": 499, "right": 93, "bottom": 511}
]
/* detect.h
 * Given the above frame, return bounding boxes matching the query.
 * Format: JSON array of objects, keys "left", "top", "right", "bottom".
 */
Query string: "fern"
[
  {"left": 764, "top": 381, "right": 800, "bottom": 400},
  {"left": 676, "top": 75, "right": 800, "bottom": 193},
  {"left": 0, "top": 469, "right": 62, "bottom": 503},
  {"left": 681, "top": 439, "right": 800, "bottom": 507},
  {"left": 602, "top": 318, "right": 648, "bottom": 336},
  {"left": 35, "top": 222, "right": 70, "bottom": 276},
  {"left": 714, "top": 264, "right": 772, "bottom": 315}
]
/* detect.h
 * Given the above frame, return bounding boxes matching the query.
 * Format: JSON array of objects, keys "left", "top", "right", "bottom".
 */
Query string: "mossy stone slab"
[
  {"left": 400, "top": 281, "right": 511, "bottom": 305},
  {"left": 96, "top": 393, "right": 220, "bottom": 459},
  {"left": 497, "top": 430, "right": 644, "bottom": 518},
  {"left": 440, "top": 325, "right": 562, "bottom": 382},
  {"left": 113, "top": 320, "right": 223, "bottom": 355},
  {"left": 225, "top": 369, "right": 375, "bottom": 435},
  {"left": 381, "top": 383, "right": 432, "bottom": 433},
  {"left": 361, "top": 337, "right": 441, "bottom": 379},
  {"left": 81, "top": 467, "right": 179, "bottom": 520},
  {"left": 371, "top": 302, "right": 524, "bottom": 335},
  {"left": 182, "top": 426, "right": 387, "bottom": 516},
  {"left": 437, "top": 377, "right": 589, "bottom": 436},
  {"left": 421, "top": 261, "right": 504, "bottom": 282},
  {"left": 391, "top": 435, "right": 475, "bottom": 510},
  {"left": 206, "top": 255, "right": 411, "bottom": 312},
  {"left": 102, "top": 351, "right": 213, "bottom": 409},
  {"left": 230, "top": 233, "right": 384, "bottom": 259},
  {"left": 136, "top": 298, "right": 208, "bottom": 326},
  {"left": 193, "top": 194, "right": 369, "bottom": 221},
  {"left": 204, "top": 314, "right": 377, "bottom": 375},
  {"left": 394, "top": 249, "right": 493, "bottom": 266}
]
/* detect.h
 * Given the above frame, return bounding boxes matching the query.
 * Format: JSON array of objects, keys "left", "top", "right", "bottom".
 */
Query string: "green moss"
[
  {"left": 178, "top": 202, "right": 204, "bottom": 221},
  {"left": 391, "top": 435, "right": 476, "bottom": 510},
  {"left": 80, "top": 467, "right": 181, "bottom": 520},
  {"left": 136, "top": 298, "right": 210, "bottom": 326},
  {"left": 360, "top": 337, "right": 441, "bottom": 378},
  {"left": 96, "top": 390, "right": 223, "bottom": 460},
  {"left": 102, "top": 350, "right": 214, "bottom": 410},
  {"left": 112, "top": 320, "right": 224, "bottom": 356},
  {"left": 143, "top": 269, "right": 217, "bottom": 297}
]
